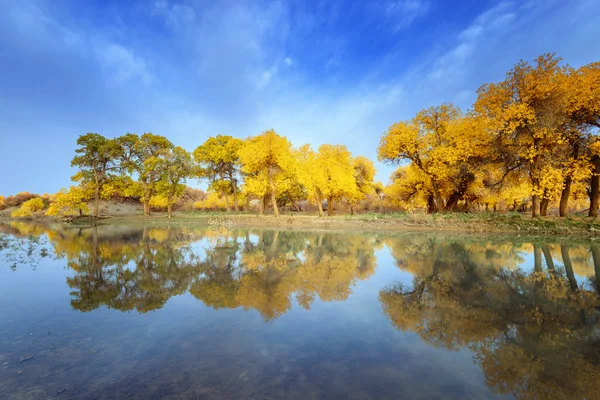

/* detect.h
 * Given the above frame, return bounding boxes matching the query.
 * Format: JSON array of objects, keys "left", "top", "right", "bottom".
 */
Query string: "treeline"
[
  {"left": 5, "top": 130, "right": 379, "bottom": 218},
  {"left": 379, "top": 54, "right": 600, "bottom": 217}
]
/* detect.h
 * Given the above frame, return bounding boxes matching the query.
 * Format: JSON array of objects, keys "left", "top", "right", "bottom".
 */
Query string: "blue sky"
[{"left": 1, "top": 0, "right": 599, "bottom": 195}]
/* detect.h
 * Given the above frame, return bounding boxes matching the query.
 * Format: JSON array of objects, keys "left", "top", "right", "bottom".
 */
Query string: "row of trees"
[
  {"left": 379, "top": 54, "right": 600, "bottom": 216},
  {"left": 62, "top": 129, "right": 377, "bottom": 218}
]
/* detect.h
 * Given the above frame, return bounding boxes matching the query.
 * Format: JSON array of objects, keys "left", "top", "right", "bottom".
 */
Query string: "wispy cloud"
[
  {"left": 95, "top": 43, "right": 153, "bottom": 84},
  {"left": 384, "top": 0, "right": 431, "bottom": 31},
  {"left": 152, "top": 1, "right": 196, "bottom": 28}
]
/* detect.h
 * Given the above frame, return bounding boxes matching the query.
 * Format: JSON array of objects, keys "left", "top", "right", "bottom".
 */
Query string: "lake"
[{"left": 0, "top": 222, "right": 599, "bottom": 399}]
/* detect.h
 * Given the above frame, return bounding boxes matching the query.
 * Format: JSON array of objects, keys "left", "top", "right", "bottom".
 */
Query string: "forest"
[{"left": 1, "top": 53, "right": 599, "bottom": 219}]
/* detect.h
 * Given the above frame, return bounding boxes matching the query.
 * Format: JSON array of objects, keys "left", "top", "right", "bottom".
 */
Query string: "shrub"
[
  {"left": 5, "top": 192, "right": 40, "bottom": 208},
  {"left": 149, "top": 194, "right": 169, "bottom": 211},
  {"left": 193, "top": 192, "right": 227, "bottom": 211},
  {"left": 11, "top": 197, "right": 45, "bottom": 218},
  {"left": 0, "top": 195, "right": 4, "bottom": 211},
  {"left": 175, "top": 187, "right": 206, "bottom": 211}
]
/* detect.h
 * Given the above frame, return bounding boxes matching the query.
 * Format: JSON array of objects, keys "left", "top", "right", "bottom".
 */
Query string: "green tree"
[
  {"left": 157, "top": 147, "right": 195, "bottom": 218},
  {"left": 71, "top": 133, "right": 122, "bottom": 217}
]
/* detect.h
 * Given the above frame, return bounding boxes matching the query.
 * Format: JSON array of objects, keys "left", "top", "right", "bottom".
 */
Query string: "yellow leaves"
[
  {"left": 12, "top": 197, "right": 45, "bottom": 218},
  {"left": 46, "top": 187, "right": 90, "bottom": 217},
  {"left": 238, "top": 129, "right": 296, "bottom": 198},
  {"left": 149, "top": 194, "right": 169, "bottom": 210},
  {"left": 193, "top": 192, "right": 228, "bottom": 211}
]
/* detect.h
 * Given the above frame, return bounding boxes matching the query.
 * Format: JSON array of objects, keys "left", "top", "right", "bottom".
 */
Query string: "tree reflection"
[
  {"left": 380, "top": 237, "right": 600, "bottom": 399},
  {"left": 1, "top": 223, "right": 380, "bottom": 320},
  {"left": 191, "top": 230, "right": 381, "bottom": 320}
]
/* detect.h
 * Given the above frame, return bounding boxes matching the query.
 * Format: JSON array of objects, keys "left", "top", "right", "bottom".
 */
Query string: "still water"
[{"left": 0, "top": 222, "right": 599, "bottom": 399}]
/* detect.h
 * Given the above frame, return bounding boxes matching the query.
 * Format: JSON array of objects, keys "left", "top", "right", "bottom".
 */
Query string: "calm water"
[{"left": 1, "top": 222, "right": 599, "bottom": 399}]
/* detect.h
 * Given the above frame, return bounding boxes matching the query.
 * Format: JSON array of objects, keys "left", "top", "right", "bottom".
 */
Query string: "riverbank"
[{"left": 4, "top": 210, "right": 599, "bottom": 236}]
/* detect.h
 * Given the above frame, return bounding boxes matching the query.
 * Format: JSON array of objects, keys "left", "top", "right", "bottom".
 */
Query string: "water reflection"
[
  {"left": 2, "top": 222, "right": 600, "bottom": 399},
  {"left": 380, "top": 237, "right": 600, "bottom": 399},
  {"left": 0, "top": 223, "right": 382, "bottom": 320}
]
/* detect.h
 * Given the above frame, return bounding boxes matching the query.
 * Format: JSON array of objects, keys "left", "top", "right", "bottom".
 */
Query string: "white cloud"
[
  {"left": 153, "top": 1, "right": 196, "bottom": 28},
  {"left": 96, "top": 43, "right": 153, "bottom": 84},
  {"left": 284, "top": 57, "right": 293, "bottom": 66},
  {"left": 384, "top": 0, "right": 431, "bottom": 30}
]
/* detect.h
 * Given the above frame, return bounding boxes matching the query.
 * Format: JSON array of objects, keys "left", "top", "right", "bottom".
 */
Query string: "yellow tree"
[
  {"left": 314, "top": 144, "right": 358, "bottom": 216},
  {"left": 474, "top": 54, "right": 569, "bottom": 216},
  {"left": 379, "top": 104, "right": 489, "bottom": 213},
  {"left": 193, "top": 135, "right": 244, "bottom": 212},
  {"left": 348, "top": 156, "right": 376, "bottom": 215},
  {"left": 119, "top": 133, "right": 173, "bottom": 216},
  {"left": 563, "top": 62, "right": 600, "bottom": 216},
  {"left": 384, "top": 165, "right": 431, "bottom": 211},
  {"left": 46, "top": 186, "right": 91, "bottom": 217},
  {"left": 296, "top": 144, "right": 327, "bottom": 216},
  {"left": 238, "top": 129, "right": 295, "bottom": 217}
]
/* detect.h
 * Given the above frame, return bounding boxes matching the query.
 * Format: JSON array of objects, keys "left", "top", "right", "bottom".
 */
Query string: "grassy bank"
[
  {"left": 12, "top": 210, "right": 596, "bottom": 236},
  {"left": 4, "top": 203, "right": 600, "bottom": 235}
]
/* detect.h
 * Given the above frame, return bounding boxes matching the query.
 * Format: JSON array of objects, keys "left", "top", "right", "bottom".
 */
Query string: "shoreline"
[{"left": 4, "top": 211, "right": 600, "bottom": 237}]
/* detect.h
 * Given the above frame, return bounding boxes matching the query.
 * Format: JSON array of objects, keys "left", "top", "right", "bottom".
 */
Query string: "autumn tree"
[
  {"left": 193, "top": 135, "right": 244, "bottom": 212},
  {"left": 563, "top": 62, "right": 600, "bottom": 216},
  {"left": 379, "top": 104, "right": 490, "bottom": 213},
  {"left": 317, "top": 144, "right": 359, "bottom": 216},
  {"left": 238, "top": 129, "right": 295, "bottom": 217},
  {"left": 119, "top": 133, "right": 173, "bottom": 216},
  {"left": 348, "top": 156, "right": 376, "bottom": 215},
  {"left": 474, "top": 54, "right": 569, "bottom": 217},
  {"left": 71, "top": 133, "right": 122, "bottom": 217},
  {"left": 157, "top": 146, "right": 195, "bottom": 218},
  {"left": 296, "top": 144, "right": 326, "bottom": 216},
  {"left": 46, "top": 186, "right": 91, "bottom": 217}
]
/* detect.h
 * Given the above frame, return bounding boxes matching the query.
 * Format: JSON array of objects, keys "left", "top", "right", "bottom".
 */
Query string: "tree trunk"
[
  {"left": 590, "top": 155, "right": 600, "bottom": 217},
  {"left": 531, "top": 194, "right": 539, "bottom": 217},
  {"left": 259, "top": 196, "right": 264, "bottom": 216},
  {"left": 561, "top": 245, "right": 578, "bottom": 291},
  {"left": 94, "top": 185, "right": 100, "bottom": 217},
  {"left": 540, "top": 198, "right": 549, "bottom": 216},
  {"left": 559, "top": 175, "right": 572, "bottom": 217},
  {"left": 224, "top": 192, "right": 231, "bottom": 213},
  {"left": 316, "top": 194, "right": 324, "bottom": 217},
  {"left": 232, "top": 181, "right": 239, "bottom": 212},
  {"left": 431, "top": 181, "right": 443, "bottom": 213},
  {"left": 427, "top": 195, "right": 436, "bottom": 214},
  {"left": 350, "top": 205, "right": 354, "bottom": 215},
  {"left": 167, "top": 203, "right": 173, "bottom": 218},
  {"left": 327, "top": 196, "right": 334, "bottom": 216},
  {"left": 271, "top": 190, "right": 279, "bottom": 217},
  {"left": 143, "top": 201, "right": 150, "bottom": 216}
]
